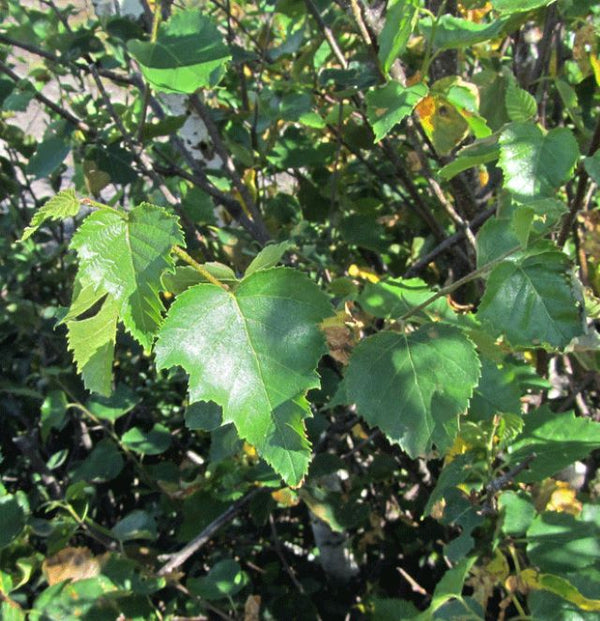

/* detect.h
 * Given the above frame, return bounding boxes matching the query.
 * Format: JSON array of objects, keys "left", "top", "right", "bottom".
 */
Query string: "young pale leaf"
[
  {"left": 245, "top": 241, "right": 293, "bottom": 277},
  {"left": 477, "top": 246, "right": 584, "bottom": 348},
  {"left": 154, "top": 268, "right": 333, "bottom": 486},
  {"left": 366, "top": 81, "right": 427, "bottom": 142},
  {"left": 506, "top": 407, "right": 600, "bottom": 482},
  {"left": 21, "top": 189, "right": 80, "bottom": 241},
  {"left": 70, "top": 203, "right": 183, "bottom": 351},
  {"left": 345, "top": 324, "right": 480, "bottom": 457},
  {"left": 377, "top": 0, "right": 419, "bottom": 76},
  {"left": 127, "top": 9, "right": 231, "bottom": 93},
  {"left": 498, "top": 122, "right": 579, "bottom": 203}
]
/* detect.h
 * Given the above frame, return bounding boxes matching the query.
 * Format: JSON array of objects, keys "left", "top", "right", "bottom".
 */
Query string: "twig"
[
  {"left": 557, "top": 113, "right": 600, "bottom": 246},
  {"left": 304, "top": 0, "right": 348, "bottom": 69},
  {"left": 397, "top": 567, "right": 429, "bottom": 597},
  {"left": 0, "top": 60, "right": 92, "bottom": 135},
  {"left": 157, "top": 488, "right": 261, "bottom": 575},
  {"left": 485, "top": 454, "right": 536, "bottom": 496},
  {"left": 269, "top": 514, "right": 305, "bottom": 594}
]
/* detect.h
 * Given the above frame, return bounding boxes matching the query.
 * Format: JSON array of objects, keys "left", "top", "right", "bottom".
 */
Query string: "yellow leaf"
[
  {"left": 520, "top": 569, "right": 600, "bottom": 612},
  {"left": 415, "top": 95, "right": 469, "bottom": 156},
  {"left": 321, "top": 311, "right": 355, "bottom": 364},
  {"left": 42, "top": 547, "right": 103, "bottom": 586},
  {"left": 348, "top": 264, "right": 379, "bottom": 283},
  {"left": 271, "top": 487, "right": 300, "bottom": 507},
  {"left": 535, "top": 479, "right": 582, "bottom": 516}
]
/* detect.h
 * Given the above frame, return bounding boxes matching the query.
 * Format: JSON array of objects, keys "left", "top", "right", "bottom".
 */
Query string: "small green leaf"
[
  {"left": 498, "top": 491, "right": 536, "bottom": 535},
  {"left": 86, "top": 384, "right": 140, "bottom": 422},
  {"left": 439, "top": 137, "right": 499, "bottom": 181},
  {"left": 21, "top": 189, "right": 80, "bottom": 241},
  {"left": 128, "top": 9, "right": 231, "bottom": 93},
  {"left": 366, "top": 81, "right": 428, "bottom": 142},
  {"left": 505, "top": 81, "right": 537, "bottom": 121},
  {"left": 477, "top": 245, "right": 584, "bottom": 348},
  {"left": 25, "top": 135, "right": 71, "bottom": 180},
  {"left": 377, "top": 0, "right": 419, "bottom": 75},
  {"left": 155, "top": 268, "right": 333, "bottom": 486},
  {"left": 187, "top": 560, "right": 248, "bottom": 601},
  {"left": 428, "top": 557, "right": 477, "bottom": 614},
  {"left": 345, "top": 324, "right": 481, "bottom": 457},
  {"left": 506, "top": 407, "right": 600, "bottom": 482},
  {"left": 121, "top": 424, "right": 172, "bottom": 455},
  {"left": 185, "top": 401, "right": 223, "bottom": 431},
  {"left": 111, "top": 510, "right": 157, "bottom": 542},
  {"left": 584, "top": 151, "right": 600, "bottom": 185},
  {"left": 40, "top": 390, "right": 68, "bottom": 442},
  {"left": 498, "top": 122, "right": 579, "bottom": 203},
  {"left": 245, "top": 241, "right": 293, "bottom": 276}
]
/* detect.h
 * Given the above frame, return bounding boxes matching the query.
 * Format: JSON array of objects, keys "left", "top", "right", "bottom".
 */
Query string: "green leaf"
[
  {"left": 72, "top": 438, "right": 124, "bottom": 483},
  {"left": 162, "top": 264, "right": 238, "bottom": 295},
  {"left": 86, "top": 384, "right": 140, "bottom": 422},
  {"left": 127, "top": 9, "right": 231, "bottom": 93},
  {"left": 155, "top": 268, "right": 333, "bottom": 486},
  {"left": 498, "top": 490, "right": 536, "bottom": 536},
  {"left": 476, "top": 245, "right": 584, "bottom": 348},
  {"left": 245, "top": 241, "right": 293, "bottom": 276},
  {"left": 121, "top": 424, "right": 172, "bottom": 455},
  {"left": 377, "top": 0, "right": 419, "bottom": 76},
  {"left": 426, "top": 557, "right": 477, "bottom": 615},
  {"left": 492, "top": 0, "right": 555, "bottom": 13},
  {"left": 506, "top": 407, "right": 600, "bottom": 482},
  {"left": 345, "top": 324, "right": 481, "bottom": 457},
  {"left": 498, "top": 123, "right": 579, "bottom": 203},
  {"left": 187, "top": 560, "right": 248, "bottom": 601},
  {"left": 366, "top": 81, "right": 428, "bottom": 142},
  {"left": 65, "top": 288, "right": 119, "bottom": 396},
  {"left": 527, "top": 511, "right": 600, "bottom": 574},
  {"left": 439, "top": 137, "right": 499, "bottom": 181},
  {"left": 0, "top": 495, "right": 25, "bottom": 549},
  {"left": 111, "top": 510, "right": 157, "bottom": 542},
  {"left": 419, "top": 15, "right": 509, "bottom": 51},
  {"left": 505, "top": 81, "right": 538, "bottom": 121},
  {"left": 20, "top": 189, "right": 80, "bottom": 241},
  {"left": 25, "top": 135, "right": 71, "bottom": 180},
  {"left": 185, "top": 401, "right": 223, "bottom": 431},
  {"left": 470, "top": 359, "right": 523, "bottom": 420},
  {"left": 40, "top": 390, "right": 68, "bottom": 442},
  {"left": 584, "top": 151, "right": 600, "bottom": 185},
  {"left": 70, "top": 203, "right": 183, "bottom": 351}
]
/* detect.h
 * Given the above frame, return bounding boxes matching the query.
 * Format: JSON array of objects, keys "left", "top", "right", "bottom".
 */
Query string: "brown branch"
[
  {"left": 304, "top": 0, "right": 348, "bottom": 69},
  {"left": 157, "top": 488, "right": 261, "bottom": 575}
]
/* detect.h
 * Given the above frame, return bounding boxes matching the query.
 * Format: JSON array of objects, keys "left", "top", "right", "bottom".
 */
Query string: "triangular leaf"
[
  {"left": 154, "top": 268, "right": 333, "bottom": 486},
  {"left": 245, "top": 241, "right": 293, "bottom": 277},
  {"left": 345, "top": 324, "right": 481, "bottom": 457},
  {"left": 21, "top": 189, "right": 80, "bottom": 241},
  {"left": 128, "top": 9, "right": 231, "bottom": 93},
  {"left": 70, "top": 203, "right": 183, "bottom": 351}
]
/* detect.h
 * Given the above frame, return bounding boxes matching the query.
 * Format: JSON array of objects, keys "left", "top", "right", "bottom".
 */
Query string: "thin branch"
[
  {"left": 0, "top": 60, "right": 92, "bottom": 135},
  {"left": 269, "top": 514, "right": 305, "bottom": 594},
  {"left": 557, "top": 113, "right": 600, "bottom": 246},
  {"left": 157, "top": 488, "right": 261, "bottom": 575},
  {"left": 304, "top": 0, "right": 348, "bottom": 69}
]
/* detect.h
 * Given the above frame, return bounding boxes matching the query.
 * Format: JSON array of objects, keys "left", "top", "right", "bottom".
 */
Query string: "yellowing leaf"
[
  {"left": 42, "top": 547, "right": 103, "bottom": 586},
  {"left": 415, "top": 94, "right": 469, "bottom": 155},
  {"left": 321, "top": 312, "right": 355, "bottom": 365},
  {"left": 519, "top": 569, "right": 600, "bottom": 612},
  {"left": 348, "top": 264, "right": 380, "bottom": 282},
  {"left": 271, "top": 488, "right": 300, "bottom": 507}
]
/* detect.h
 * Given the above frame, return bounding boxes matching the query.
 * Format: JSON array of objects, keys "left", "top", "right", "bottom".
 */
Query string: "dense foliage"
[{"left": 1, "top": 0, "right": 600, "bottom": 618}]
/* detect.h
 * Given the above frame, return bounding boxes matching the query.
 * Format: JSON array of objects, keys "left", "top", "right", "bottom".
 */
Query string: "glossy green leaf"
[
  {"left": 155, "top": 268, "right": 333, "bottom": 486},
  {"left": 477, "top": 245, "right": 584, "bottom": 348},
  {"left": 128, "top": 10, "right": 231, "bottom": 93},
  {"left": 121, "top": 424, "right": 172, "bottom": 455},
  {"left": 366, "top": 81, "right": 428, "bottom": 142},
  {"left": 498, "top": 123, "right": 579, "bottom": 203},
  {"left": 21, "top": 189, "right": 80, "bottom": 241},
  {"left": 70, "top": 203, "right": 183, "bottom": 351},
  {"left": 377, "top": 0, "right": 419, "bottom": 75},
  {"left": 111, "top": 510, "right": 157, "bottom": 541},
  {"left": 506, "top": 407, "right": 600, "bottom": 482},
  {"left": 345, "top": 324, "right": 481, "bottom": 457},
  {"left": 419, "top": 15, "right": 509, "bottom": 50},
  {"left": 492, "top": 0, "right": 555, "bottom": 13},
  {"left": 527, "top": 511, "right": 600, "bottom": 574}
]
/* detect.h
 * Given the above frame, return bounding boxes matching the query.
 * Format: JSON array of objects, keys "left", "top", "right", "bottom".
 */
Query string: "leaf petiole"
[{"left": 172, "top": 245, "right": 229, "bottom": 290}]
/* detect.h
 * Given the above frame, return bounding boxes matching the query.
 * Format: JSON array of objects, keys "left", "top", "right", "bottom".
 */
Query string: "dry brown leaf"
[{"left": 42, "top": 547, "right": 102, "bottom": 586}]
